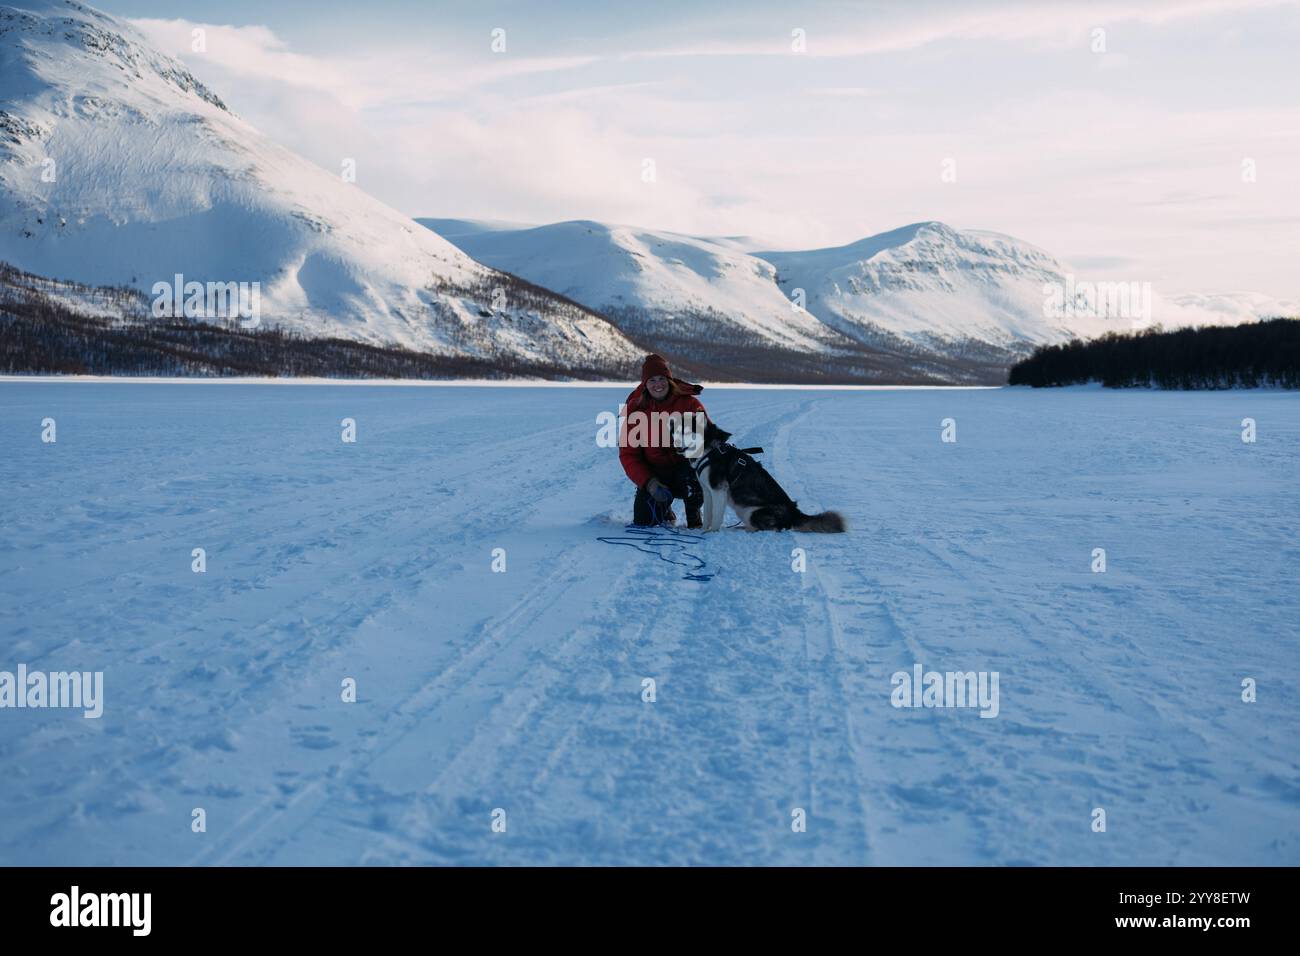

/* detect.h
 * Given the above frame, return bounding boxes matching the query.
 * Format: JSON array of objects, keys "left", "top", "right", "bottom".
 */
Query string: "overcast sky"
[{"left": 96, "top": 0, "right": 1300, "bottom": 298}]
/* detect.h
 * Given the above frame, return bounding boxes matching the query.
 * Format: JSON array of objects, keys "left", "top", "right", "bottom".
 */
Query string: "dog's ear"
[{"left": 706, "top": 422, "right": 732, "bottom": 443}]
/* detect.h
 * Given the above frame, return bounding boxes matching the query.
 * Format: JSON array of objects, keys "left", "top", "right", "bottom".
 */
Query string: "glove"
[{"left": 644, "top": 476, "right": 673, "bottom": 505}]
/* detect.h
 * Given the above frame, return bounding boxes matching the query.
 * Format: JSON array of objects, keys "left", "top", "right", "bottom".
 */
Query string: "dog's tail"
[{"left": 793, "top": 509, "right": 847, "bottom": 533}]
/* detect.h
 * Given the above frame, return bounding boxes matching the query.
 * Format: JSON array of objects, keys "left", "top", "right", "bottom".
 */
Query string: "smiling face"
[{"left": 646, "top": 374, "right": 670, "bottom": 400}]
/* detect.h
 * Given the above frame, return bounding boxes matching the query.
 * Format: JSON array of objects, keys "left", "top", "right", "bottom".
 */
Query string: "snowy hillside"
[
  {"left": 419, "top": 218, "right": 831, "bottom": 352},
  {"left": 760, "top": 222, "right": 1102, "bottom": 346},
  {"left": 0, "top": 1, "right": 641, "bottom": 369},
  {"left": 2, "top": 380, "right": 1297, "bottom": 865}
]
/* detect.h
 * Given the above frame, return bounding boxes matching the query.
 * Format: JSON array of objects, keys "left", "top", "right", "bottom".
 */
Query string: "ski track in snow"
[{"left": 0, "top": 383, "right": 1297, "bottom": 866}]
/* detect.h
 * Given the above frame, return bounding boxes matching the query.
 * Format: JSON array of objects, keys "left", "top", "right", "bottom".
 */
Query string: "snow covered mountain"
[
  {"left": 424, "top": 217, "right": 1027, "bottom": 383},
  {"left": 759, "top": 222, "right": 1297, "bottom": 348},
  {"left": 424, "top": 218, "right": 1295, "bottom": 371},
  {"left": 420, "top": 218, "right": 830, "bottom": 352},
  {"left": 759, "top": 222, "right": 1105, "bottom": 347},
  {"left": 0, "top": 0, "right": 641, "bottom": 371}
]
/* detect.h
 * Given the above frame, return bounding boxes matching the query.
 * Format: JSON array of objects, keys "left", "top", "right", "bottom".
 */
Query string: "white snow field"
[{"left": 1, "top": 381, "right": 1297, "bottom": 866}]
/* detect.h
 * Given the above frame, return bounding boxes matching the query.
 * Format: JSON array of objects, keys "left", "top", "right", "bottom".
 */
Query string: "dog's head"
[{"left": 668, "top": 418, "right": 731, "bottom": 459}]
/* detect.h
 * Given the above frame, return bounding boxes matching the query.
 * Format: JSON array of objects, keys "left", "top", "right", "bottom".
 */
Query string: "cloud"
[
  {"left": 131, "top": 18, "right": 599, "bottom": 110},
  {"left": 620, "top": 0, "right": 1300, "bottom": 58}
]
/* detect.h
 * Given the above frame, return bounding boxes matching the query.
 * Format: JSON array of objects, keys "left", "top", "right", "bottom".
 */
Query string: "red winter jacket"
[{"left": 618, "top": 384, "right": 710, "bottom": 488}]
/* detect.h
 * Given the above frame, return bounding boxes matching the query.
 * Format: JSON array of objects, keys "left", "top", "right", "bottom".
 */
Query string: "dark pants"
[{"left": 633, "top": 460, "right": 703, "bottom": 526}]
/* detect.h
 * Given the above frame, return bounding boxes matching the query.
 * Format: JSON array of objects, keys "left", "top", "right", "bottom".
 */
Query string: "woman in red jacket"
[{"left": 619, "top": 354, "right": 710, "bottom": 527}]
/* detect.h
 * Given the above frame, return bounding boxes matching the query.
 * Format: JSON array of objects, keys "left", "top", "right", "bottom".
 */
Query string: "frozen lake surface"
[{"left": 1, "top": 381, "right": 1297, "bottom": 865}]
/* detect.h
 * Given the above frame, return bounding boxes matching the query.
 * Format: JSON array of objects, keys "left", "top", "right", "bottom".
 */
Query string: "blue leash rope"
[{"left": 596, "top": 499, "right": 715, "bottom": 581}]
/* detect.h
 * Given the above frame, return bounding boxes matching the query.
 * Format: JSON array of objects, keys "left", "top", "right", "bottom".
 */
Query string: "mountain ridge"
[
  {"left": 423, "top": 216, "right": 1298, "bottom": 366},
  {"left": 0, "top": 0, "right": 643, "bottom": 373}
]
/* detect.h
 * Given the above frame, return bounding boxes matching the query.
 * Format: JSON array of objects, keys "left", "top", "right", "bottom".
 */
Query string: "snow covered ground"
[{"left": 1, "top": 381, "right": 1297, "bottom": 866}]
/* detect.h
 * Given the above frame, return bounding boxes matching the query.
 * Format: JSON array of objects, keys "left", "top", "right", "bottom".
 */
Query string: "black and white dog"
[{"left": 681, "top": 421, "right": 846, "bottom": 533}]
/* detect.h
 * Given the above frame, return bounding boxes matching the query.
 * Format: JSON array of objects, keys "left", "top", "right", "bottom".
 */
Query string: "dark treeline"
[
  {"left": 0, "top": 265, "right": 630, "bottom": 381},
  {"left": 1008, "top": 319, "right": 1300, "bottom": 389}
]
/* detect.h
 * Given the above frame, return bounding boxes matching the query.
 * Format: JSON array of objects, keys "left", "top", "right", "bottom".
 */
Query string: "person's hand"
[{"left": 644, "top": 477, "right": 673, "bottom": 505}]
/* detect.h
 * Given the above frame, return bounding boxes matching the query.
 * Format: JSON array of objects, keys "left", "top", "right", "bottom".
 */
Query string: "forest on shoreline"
[{"left": 1008, "top": 319, "right": 1300, "bottom": 389}]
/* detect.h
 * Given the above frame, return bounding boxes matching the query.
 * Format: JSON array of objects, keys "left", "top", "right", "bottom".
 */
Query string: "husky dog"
[{"left": 682, "top": 422, "right": 846, "bottom": 533}]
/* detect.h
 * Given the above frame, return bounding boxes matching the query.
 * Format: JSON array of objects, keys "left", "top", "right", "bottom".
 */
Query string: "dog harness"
[{"left": 692, "top": 442, "right": 765, "bottom": 485}]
